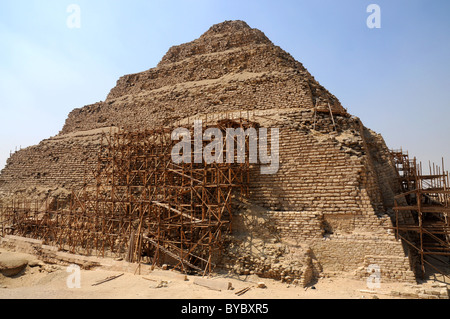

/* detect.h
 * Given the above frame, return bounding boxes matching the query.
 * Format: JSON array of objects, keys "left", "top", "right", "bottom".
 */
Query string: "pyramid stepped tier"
[
  {"left": 106, "top": 45, "right": 323, "bottom": 101},
  {"left": 62, "top": 70, "right": 344, "bottom": 134},
  {"left": 60, "top": 20, "right": 343, "bottom": 135},
  {"left": 159, "top": 20, "right": 274, "bottom": 65}
]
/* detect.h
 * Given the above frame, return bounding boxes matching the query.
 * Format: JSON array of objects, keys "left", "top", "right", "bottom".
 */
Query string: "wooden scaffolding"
[
  {"left": 0, "top": 119, "right": 255, "bottom": 275},
  {"left": 391, "top": 149, "right": 450, "bottom": 280}
]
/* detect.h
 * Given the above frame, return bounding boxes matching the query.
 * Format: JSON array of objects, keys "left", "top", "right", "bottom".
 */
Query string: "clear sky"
[{"left": 1, "top": 0, "right": 449, "bottom": 172}]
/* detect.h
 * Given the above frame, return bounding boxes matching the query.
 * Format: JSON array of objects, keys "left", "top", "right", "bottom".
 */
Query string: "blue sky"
[{"left": 1, "top": 0, "right": 449, "bottom": 172}]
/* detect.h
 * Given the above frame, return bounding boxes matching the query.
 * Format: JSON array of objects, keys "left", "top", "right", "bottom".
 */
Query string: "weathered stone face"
[
  {"left": 0, "top": 20, "right": 417, "bottom": 284},
  {"left": 60, "top": 20, "right": 344, "bottom": 135}
]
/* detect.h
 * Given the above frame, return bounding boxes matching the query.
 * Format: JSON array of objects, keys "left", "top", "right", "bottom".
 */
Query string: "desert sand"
[{"left": 0, "top": 248, "right": 412, "bottom": 300}]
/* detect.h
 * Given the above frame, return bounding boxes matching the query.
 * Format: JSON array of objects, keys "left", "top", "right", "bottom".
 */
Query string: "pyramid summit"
[
  {"left": 0, "top": 21, "right": 419, "bottom": 286},
  {"left": 86, "top": 19, "right": 345, "bottom": 134},
  {"left": 202, "top": 20, "right": 257, "bottom": 35},
  {"left": 159, "top": 20, "right": 274, "bottom": 65}
]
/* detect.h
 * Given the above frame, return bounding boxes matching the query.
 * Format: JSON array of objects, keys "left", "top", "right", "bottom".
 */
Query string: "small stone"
[
  {"left": 155, "top": 281, "right": 168, "bottom": 288},
  {"left": 257, "top": 282, "right": 267, "bottom": 289},
  {"left": 0, "top": 253, "right": 29, "bottom": 277}
]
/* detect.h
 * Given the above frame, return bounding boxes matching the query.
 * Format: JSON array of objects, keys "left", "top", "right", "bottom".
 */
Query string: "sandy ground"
[{"left": 0, "top": 248, "right": 415, "bottom": 300}]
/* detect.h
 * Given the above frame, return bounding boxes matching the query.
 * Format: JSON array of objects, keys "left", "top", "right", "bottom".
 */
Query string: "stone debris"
[
  {"left": 390, "top": 284, "right": 449, "bottom": 300},
  {"left": 257, "top": 282, "right": 267, "bottom": 289},
  {"left": 155, "top": 281, "right": 169, "bottom": 289}
]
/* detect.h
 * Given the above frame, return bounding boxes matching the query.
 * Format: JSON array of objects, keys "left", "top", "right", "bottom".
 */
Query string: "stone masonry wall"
[
  {"left": 310, "top": 236, "right": 416, "bottom": 283},
  {"left": 266, "top": 211, "right": 324, "bottom": 243},
  {"left": 0, "top": 128, "right": 111, "bottom": 198},
  {"left": 363, "top": 127, "right": 400, "bottom": 209},
  {"left": 61, "top": 71, "right": 337, "bottom": 135},
  {"left": 249, "top": 125, "right": 382, "bottom": 221},
  {"left": 244, "top": 118, "right": 416, "bottom": 283}
]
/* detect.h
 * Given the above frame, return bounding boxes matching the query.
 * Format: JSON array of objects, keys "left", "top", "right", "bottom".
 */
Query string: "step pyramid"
[{"left": 0, "top": 20, "right": 417, "bottom": 284}]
